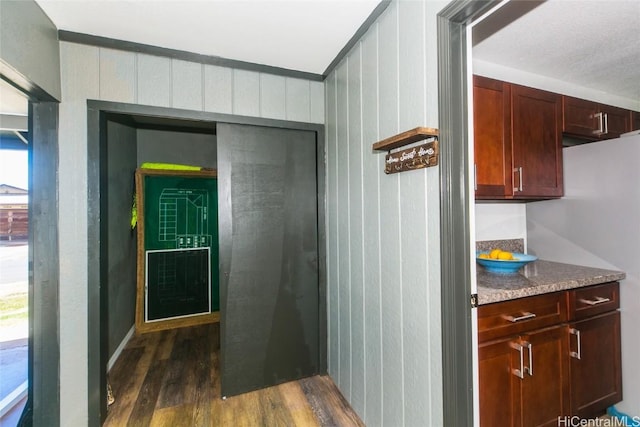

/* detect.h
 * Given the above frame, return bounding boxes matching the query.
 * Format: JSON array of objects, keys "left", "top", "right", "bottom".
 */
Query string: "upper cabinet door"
[
  {"left": 599, "top": 104, "right": 631, "bottom": 139},
  {"left": 511, "top": 85, "right": 564, "bottom": 199},
  {"left": 632, "top": 111, "right": 640, "bottom": 131},
  {"left": 562, "top": 96, "right": 599, "bottom": 140},
  {"left": 562, "top": 96, "right": 633, "bottom": 140},
  {"left": 473, "top": 75, "right": 513, "bottom": 199}
]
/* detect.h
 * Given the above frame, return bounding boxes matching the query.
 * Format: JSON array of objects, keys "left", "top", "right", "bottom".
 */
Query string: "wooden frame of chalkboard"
[{"left": 135, "top": 168, "right": 220, "bottom": 333}]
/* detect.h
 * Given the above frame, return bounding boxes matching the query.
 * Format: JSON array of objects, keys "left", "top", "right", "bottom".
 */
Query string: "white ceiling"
[
  {"left": 5, "top": 0, "right": 638, "bottom": 119},
  {"left": 473, "top": 0, "right": 640, "bottom": 105},
  {"left": 35, "top": 0, "right": 382, "bottom": 75}
]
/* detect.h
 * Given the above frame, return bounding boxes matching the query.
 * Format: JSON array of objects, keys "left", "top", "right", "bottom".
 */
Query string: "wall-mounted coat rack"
[{"left": 372, "top": 127, "right": 439, "bottom": 174}]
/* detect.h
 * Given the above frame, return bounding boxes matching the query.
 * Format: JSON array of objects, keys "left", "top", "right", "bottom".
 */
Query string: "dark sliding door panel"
[{"left": 217, "top": 123, "right": 319, "bottom": 397}]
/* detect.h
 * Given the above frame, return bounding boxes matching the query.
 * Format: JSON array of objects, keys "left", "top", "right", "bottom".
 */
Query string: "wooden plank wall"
[
  {"left": 324, "top": 1, "right": 449, "bottom": 426},
  {"left": 0, "top": 208, "right": 28, "bottom": 239},
  {"left": 57, "top": 40, "right": 324, "bottom": 426}
]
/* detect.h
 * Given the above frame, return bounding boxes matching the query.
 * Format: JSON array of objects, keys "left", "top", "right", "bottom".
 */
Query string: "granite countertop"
[{"left": 477, "top": 259, "right": 626, "bottom": 305}]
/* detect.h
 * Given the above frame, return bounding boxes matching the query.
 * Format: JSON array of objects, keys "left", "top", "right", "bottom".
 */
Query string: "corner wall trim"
[
  {"left": 322, "top": 0, "right": 391, "bottom": 77},
  {"left": 57, "top": 30, "right": 324, "bottom": 82}
]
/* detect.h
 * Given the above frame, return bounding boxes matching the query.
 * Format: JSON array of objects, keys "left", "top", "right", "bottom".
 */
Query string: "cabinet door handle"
[
  {"left": 523, "top": 341, "right": 533, "bottom": 376},
  {"left": 593, "top": 112, "right": 604, "bottom": 135},
  {"left": 570, "top": 328, "right": 581, "bottom": 360},
  {"left": 604, "top": 113, "right": 609, "bottom": 134},
  {"left": 513, "top": 167, "right": 523, "bottom": 192},
  {"left": 579, "top": 296, "right": 610, "bottom": 306},
  {"left": 474, "top": 164, "right": 478, "bottom": 191},
  {"left": 511, "top": 343, "right": 525, "bottom": 379},
  {"left": 504, "top": 312, "right": 536, "bottom": 323}
]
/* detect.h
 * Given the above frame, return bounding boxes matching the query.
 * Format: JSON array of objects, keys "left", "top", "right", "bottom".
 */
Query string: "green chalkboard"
[{"left": 135, "top": 169, "right": 219, "bottom": 332}]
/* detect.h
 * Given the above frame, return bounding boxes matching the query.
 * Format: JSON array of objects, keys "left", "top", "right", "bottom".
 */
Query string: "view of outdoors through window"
[{"left": 0, "top": 148, "right": 29, "bottom": 425}]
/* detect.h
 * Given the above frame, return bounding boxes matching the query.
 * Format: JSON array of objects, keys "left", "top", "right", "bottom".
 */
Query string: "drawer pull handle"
[
  {"left": 579, "top": 296, "right": 610, "bottom": 306},
  {"left": 570, "top": 328, "right": 581, "bottom": 360},
  {"left": 504, "top": 312, "right": 536, "bottom": 323}
]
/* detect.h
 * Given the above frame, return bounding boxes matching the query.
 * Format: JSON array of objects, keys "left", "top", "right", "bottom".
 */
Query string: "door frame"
[
  {"left": 26, "top": 101, "right": 60, "bottom": 427},
  {"left": 0, "top": 75, "right": 60, "bottom": 426},
  {"left": 437, "top": 1, "right": 502, "bottom": 425},
  {"left": 86, "top": 100, "right": 326, "bottom": 425}
]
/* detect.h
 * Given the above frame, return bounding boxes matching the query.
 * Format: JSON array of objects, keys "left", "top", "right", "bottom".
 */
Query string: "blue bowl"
[{"left": 476, "top": 251, "right": 537, "bottom": 274}]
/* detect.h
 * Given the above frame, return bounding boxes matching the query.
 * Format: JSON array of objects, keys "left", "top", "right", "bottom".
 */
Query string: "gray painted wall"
[
  {"left": 57, "top": 40, "right": 323, "bottom": 424},
  {"left": 106, "top": 121, "right": 138, "bottom": 358},
  {"left": 0, "top": 0, "right": 61, "bottom": 100},
  {"left": 325, "top": 1, "right": 448, "bottom": 425},
  {"left": 137, "top": 129, "right": 217, "bottom": 168}
]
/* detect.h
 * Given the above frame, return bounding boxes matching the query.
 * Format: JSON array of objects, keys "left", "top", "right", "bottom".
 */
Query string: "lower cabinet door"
[
  {"left": 569, "top": 312, "right": 622, "bottom": 417},
  {"left": 519, "top": 326, "right": 571, "bottom": 427},
  {"left": 479, "top": 337, "right": 520, "bottom": 427}
]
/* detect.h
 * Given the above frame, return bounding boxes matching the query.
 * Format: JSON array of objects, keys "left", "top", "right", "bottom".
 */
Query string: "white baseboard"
[{"left": 107, "top": 325, "right": 135, "bottom": 372}]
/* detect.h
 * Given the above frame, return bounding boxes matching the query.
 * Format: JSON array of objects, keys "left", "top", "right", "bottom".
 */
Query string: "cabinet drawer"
[
  {"left": 478, "top": 292, "right": 567, "bottom": 343},
  {"left": 569, "top": 282, "right": 619, "bottom": 321}
]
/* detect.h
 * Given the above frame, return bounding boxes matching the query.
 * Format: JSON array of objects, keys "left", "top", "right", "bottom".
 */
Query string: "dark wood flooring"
[{"left": 105, "top": 323, "right": 363, "bottom": 427}]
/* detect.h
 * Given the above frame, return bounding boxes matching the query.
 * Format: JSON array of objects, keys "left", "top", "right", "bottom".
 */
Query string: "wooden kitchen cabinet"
[
  {"left": 478, "top": 292, "right": 570, "bottom": 427},
  {"left": 474, "top": 75, "right": 513, "bottom": 198},
  {"left": 474, "top": 78, "right": 636, "bottom": 199},
  {"left": 479, "top": 326, "right": 570, "bottom": 427},
  {"left": 568, "top": 282, "right": 622, "bottom": 418},
  {"left": 569, "top": 312, "right": 622, "bottom": 418},
  {"left": 473, "top": 76, "right": 563, "bottom": 200},
  {"left": 632, "top": 111, "right": 640, "bottom": 131},
  {"left": 519, "top": 326, "right": 571, "bottom": 427},
  {"left": 511, "top": 84, "right": 563, "bottom": 198},
  {"left": 563, "top": 96, "right": 632, "bottom": 140},
  {"left": 479, "top": 337, "right": 519, "bottom": 426},
  {"left": 600, "top": 104, "right": 631, "bottom": 138},
  {"left": 478, "top": 282, "right": 622, "bottom": 426},
  {"left": 563, "top": 96, "right": 599, "bottom": 139}
]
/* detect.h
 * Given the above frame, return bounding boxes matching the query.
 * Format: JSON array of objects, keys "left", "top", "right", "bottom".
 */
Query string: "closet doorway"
[{"left": 87, "top": 101, "right": 326, "bottom": 424}]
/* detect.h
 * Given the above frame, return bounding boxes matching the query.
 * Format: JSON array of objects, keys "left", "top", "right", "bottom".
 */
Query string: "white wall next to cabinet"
[
  {"left": 58, "top": 41, "right": 324, "bottom": 425},
  {"left": 325, "top": 1, "right": 448, "bottom": 425},
  {"left": 475, "top": 203, "right": 527, "bottom": 245}
]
